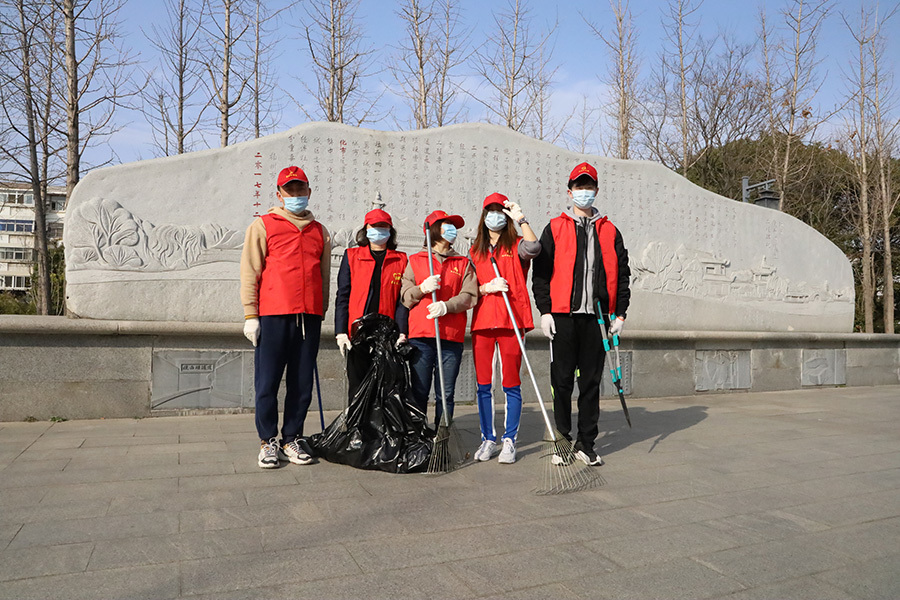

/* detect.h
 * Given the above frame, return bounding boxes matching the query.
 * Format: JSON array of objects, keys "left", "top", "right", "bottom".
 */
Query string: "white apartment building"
[{"left": 0, "top": 182, "right": 66, "bottom": 292}]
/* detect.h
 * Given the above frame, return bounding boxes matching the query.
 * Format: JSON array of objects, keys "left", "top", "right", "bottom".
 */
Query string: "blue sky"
[{"left": 98, "top": 0, "right": 898, "bottom": 167}]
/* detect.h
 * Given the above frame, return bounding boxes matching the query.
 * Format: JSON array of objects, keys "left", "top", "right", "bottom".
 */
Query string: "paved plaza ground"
[{"left": 0, "top": 385, "right": 898, "bottom": 599}]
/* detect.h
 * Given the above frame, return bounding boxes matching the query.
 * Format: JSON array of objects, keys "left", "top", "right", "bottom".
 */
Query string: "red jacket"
[
  {"left": 258, "top": 215, "right": 324, "bottom": 316},
  {"left": 548, "top": 214, "right": 622, "bottom": 314},
  {"left": 407, "top": 252, "right": 468, "bottom": 343},
  {"left": 345, "top": 246, "right": 408, "bottom": 330},
  {"left": 471, "top": 238, "right": 534, "bottom": 333}
]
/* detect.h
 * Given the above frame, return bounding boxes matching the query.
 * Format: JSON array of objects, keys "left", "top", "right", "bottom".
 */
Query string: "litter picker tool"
[
  {"left": 425, "top": 226, "right": 467, "bottom": 473},
  {"left": 490, "top": 257, "right": 601, "bottom": 494},
  {"left": 314, "top": 364, "right": 325, "bottom": 431},
  {"left": 596, "top": 302, "right": 632, "bottom": 428}
]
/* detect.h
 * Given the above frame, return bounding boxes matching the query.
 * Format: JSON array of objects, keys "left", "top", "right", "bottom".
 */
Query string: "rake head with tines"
[
  {"left": 536, "top": 431, "right": 604, "bottom": 495},
  {"left": 425, "top": 415, "right": 468, "bottom": 474}
]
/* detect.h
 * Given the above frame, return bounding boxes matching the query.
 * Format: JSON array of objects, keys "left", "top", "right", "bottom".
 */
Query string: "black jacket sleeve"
[
  {"left": 394, "top": 299, "right": 409, "bottom": 335},
  {"left": 334, "top": 250, "right": 351, "bottom": 335},
  {"left": 613, "top": 228, "right": 631, "bottom": 319},
  {"left": 531, "top": 223, "right": 555, "bottom": 315}
]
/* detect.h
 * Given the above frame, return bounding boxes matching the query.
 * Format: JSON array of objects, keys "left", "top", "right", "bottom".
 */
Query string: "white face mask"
[{"left": 571, "top": 189, "right": 596, "bottom": 209}]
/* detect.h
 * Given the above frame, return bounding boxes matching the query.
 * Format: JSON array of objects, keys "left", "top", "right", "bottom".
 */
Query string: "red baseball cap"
[
  {"left": 364, "top": 208, "right": 393, "bottom": 227},
  {"left": 277, "top": 166, "right": 308, "bottom": 187},
  {"left": 424, "top": 210, "right": 465, "bottom": 231},
  {"left": 483, "top": 192, "right": 509, "bottom": 209},
  {"left": 568, "top": 162, "right": 598, "bottom": 185}
]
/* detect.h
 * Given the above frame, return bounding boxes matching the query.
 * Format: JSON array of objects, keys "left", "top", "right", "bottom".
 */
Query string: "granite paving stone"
[{"left": 0, "top": 385, "right": 896, "bottom": 599}]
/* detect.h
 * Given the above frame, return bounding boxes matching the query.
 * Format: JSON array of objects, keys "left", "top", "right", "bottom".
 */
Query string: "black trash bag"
[{"left": 309, "top": 313, "right": 433, "bottom": 473}]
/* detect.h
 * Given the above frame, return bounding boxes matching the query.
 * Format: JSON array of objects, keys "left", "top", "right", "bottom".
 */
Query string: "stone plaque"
[
  {"left": 65, "top": 122, "right": 854, "bottom": 332},
  {"left": 695, "top": 350, "right": 751, "bottom": 391},
  {"left": 151, "top": 350, "right": 252, "bottom": 410},
  {"left": 801, "top": 349, "right": 847, "bottom": 386}
]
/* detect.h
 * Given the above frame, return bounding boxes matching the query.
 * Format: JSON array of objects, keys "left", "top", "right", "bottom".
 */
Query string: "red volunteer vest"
[
  {"left": 549, "top": 213, "right": 620, "bottom": 314},
  {"left": 258, "top": 215, "right": 324, "bottom": 316},
  {"left": 408, "top": 252, "right": 468, "bottom": 343},
  {"left": 346, "top": 246, "right": 408, "bottom": 328},
  {"left": 471, "top": 238, "right": 534, "bottom": 333}
]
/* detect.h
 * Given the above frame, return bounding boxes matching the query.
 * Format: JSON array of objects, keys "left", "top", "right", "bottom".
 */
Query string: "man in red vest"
[
  {"left": 240, "top": 166, "right": 332, "bottom": 469},
  {"left": 532, "top": 162, "right": 631, "bottom": 466}
]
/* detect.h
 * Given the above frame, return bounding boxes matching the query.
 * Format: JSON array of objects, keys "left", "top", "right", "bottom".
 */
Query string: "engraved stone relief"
[
  {"left": 801, "top": 349, "right": 847, "bottom": 386},
  {"left": 631, "top": 241, "right": 852, "bottom": 305},
  {"left": 67, "top": 198, "right": 242, "bottom": 272},
  {"left": 694, "top": 350, "right": 751, "bottom": 391}
]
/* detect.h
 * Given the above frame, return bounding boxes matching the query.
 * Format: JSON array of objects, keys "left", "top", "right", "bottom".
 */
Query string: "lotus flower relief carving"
[{"left": 67, "top": 198, "right": 243, "bottom": 272}]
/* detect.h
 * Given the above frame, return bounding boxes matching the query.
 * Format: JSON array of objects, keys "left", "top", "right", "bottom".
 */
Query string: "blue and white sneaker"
[{"left": 258, "top": 438, "right": 280, "bottom": 469}]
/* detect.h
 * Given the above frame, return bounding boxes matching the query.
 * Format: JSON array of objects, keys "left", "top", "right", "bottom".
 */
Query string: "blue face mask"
[
  {"left": 283, "top": 195, "right": 309, "bottom": 214},
  {"left": 571, "top": 189, "right": 596, "bottom": 209},
  {"left": 440, "top": 223, "right": 458, "bottom": 243},
  {"left": 366, "top": 227, "right": 391, "bottom": 245},
  {"left": 484, "top": 211, "right": 507, "bottom": 232}
]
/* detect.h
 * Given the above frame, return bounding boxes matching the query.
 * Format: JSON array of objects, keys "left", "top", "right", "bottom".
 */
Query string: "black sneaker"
[{"left": 574, "top": 443, "right": 603, "bottom": 466}]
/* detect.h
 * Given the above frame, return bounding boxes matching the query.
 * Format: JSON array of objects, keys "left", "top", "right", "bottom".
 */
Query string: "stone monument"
[{"left": 64, "top": 122, "right": 854, "bottom": 332}]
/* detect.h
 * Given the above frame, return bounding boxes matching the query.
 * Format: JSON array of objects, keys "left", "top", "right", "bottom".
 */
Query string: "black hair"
[{"left": 568, "top": 174, "right": 599, "bottom": 190}]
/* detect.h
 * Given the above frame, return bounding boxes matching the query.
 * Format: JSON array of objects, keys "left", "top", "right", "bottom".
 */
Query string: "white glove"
[
  {"left": 396, "top": 333, "right": 408, "bottom": 347},
  {"left": 502, "top": 200, "right": 525, "bottom": 223},
  {"left": 609, "top": 316, "right": 625, "bottom": 337},
  {"left": 336, "top": 333, "right": 351, "bottom": 357},
  {"left": 243, "top": 318, "right": 260, "bottom": 346},
  {"left": 419, "top": 274, "right": 441, "bottom": 294},
  {"left": 481, "top": 277, "right": 508, "bottom": 294},
  {"left": 426, "top": 300, "right": 448, "bottom": 319},
  {"left": 540, "top": 314, "right": 556, "bottom": 340}
]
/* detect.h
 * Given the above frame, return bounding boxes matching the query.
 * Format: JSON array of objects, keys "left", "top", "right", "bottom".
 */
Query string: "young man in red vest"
[
  {"left": 532, "top": 162, "right": 631, "bottom": 466},
  {"left": 240, "top": 166, "right": 332, "bottom": 469}
]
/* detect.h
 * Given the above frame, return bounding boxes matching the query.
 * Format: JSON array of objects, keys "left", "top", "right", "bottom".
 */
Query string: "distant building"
[{"left": 0, "top": 182, "right": 66, "bottom": 292}]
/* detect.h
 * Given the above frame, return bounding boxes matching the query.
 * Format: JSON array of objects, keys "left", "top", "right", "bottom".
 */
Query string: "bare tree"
[
  {"left": 431, "top": 0, "right": 468, "bottom": 126},
  {"left": 201, "top": 0, "right": 252, "bottom": 147},
  {"left": 300, "top": 0, "right": 381, "bottom": 125},
  {"left": 843, "top": 5, "right": 878, "bottom": 332},
  {"left": 470, "top": 0, "right": 555, "bottom": 132},
  {"left": 141, "top": 0, "right": 208, "bottom": 155},
  {"left": 588, "top": 0, "right": 639, "bottom": 159},
  {"left": 868, "top": 7, "right": 899, "bottom": 333},
  {"left": 389, "top": 0, "right": 435, "bottom": 128},
  {"left": 248, "top": 0, "right": 286, "bottom": 138},
  {"left": 0, "top": 0, "right": 62, "bottom": 314},
  {"left": 665, "top": 0, "right": 703, "bottom": 175},
  {"left": 565, "top": 93, "right": 602, "bottom": 154},
  {"left": 762, "top": 0, "right": 833, "bottom": 211},
  {"left": 55, "top": 0, "right": 137, "bottom": 201}
]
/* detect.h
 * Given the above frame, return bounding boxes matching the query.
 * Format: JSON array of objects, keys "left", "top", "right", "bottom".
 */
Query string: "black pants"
[
  {"left": 254, "top": 314, "right": 322, "bottom": 443},
  {"left": 550, "top": 313, "right": 606, "bottom": 449}
]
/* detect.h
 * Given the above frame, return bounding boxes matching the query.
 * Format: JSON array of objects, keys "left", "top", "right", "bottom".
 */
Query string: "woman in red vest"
[
  {"left": 400, "top": 210, "right": 478, "bottom": 427},
  {"left": 334, "top": 209, "right": 409, "bottom": 394},
  {"left": 469, "top": 193, "right": 541, "bottom": 464}
]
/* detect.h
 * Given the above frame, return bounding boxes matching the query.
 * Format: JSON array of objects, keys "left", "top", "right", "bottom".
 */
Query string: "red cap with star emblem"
[
  {"left": 568, "top": 162, "right": 598, "bottom": 186},
  {"left": 277, "top": 166, "right": 308, "bottom": 187},
  {"left": 364, "top": 208, "right": 393, "bottom": 227},
  {"left": 482, "top": 192, "right": 509, "bottom": 209},
  {"left": 423, "top": 210, "right": 465, "bottom": 231}
]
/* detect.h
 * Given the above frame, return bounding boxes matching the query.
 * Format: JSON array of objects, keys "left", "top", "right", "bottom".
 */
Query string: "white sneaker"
[
  {"left": 498, "top": 438, "right": 516, "bottom": 464},
  {"left": 279, "top": 438, "right": 315, "bottom": 465},
  {"left": 257, "top": 438, "right": 280, "bottom": 469},
  {"left": 474, "top": 439, "right": 498, "bottom": 462}
]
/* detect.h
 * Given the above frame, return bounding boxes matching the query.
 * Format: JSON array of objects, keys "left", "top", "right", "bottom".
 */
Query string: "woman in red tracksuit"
[
  {"left": 469, "top": 193, "right": 541, "bottom": 464},
  {"left": 334, "top": 208, "right": 409, "bottom": 395}
]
